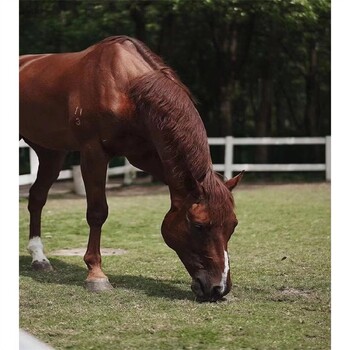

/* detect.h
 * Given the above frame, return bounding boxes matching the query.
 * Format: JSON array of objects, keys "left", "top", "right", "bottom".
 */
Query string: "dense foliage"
[{"left": 20, "top": 0, "right": 330, "bottom": 166}]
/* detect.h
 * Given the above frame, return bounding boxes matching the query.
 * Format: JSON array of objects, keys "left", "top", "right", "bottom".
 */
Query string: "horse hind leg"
[
  {"left": 80, "top": 141, "right": 113, "bottom": 292},
  {"left": 26, "top": 142, "right": 67, "bottom": 271}
]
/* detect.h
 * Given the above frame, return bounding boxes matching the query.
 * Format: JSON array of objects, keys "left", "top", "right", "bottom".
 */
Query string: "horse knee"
[
  {"left": 28, "top": 187, "right": 47, "bottom": 213},
  {"left": 86, "top": 204, "right": 108, "bottom": 228}
]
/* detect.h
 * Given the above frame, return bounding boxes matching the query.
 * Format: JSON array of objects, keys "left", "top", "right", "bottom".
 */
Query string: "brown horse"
[{"left": 20, "top": 36, "right": 243, "bottom": 302}]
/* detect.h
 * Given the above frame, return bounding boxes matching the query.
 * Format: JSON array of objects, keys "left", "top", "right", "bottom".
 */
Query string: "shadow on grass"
[{"left": 19, "top": 255, "right": 193, "bottom": 301}]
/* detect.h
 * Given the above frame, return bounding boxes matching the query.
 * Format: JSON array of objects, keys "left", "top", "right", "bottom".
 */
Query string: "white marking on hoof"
[
  {"left": 27, "top": 237, "right": 50, "bottom": 264},
  {"left": 220, "top": 251, "right": 230, "bottom": 294}
]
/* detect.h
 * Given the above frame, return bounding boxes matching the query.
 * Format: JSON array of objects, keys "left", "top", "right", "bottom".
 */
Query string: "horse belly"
[{"left": 20, "top": 101, "right": 79, "bottom": 151}]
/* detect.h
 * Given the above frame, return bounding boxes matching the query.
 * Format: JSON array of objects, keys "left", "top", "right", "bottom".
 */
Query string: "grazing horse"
[{"left": 20, "top": 36, "right": 244, "bottom": 302}]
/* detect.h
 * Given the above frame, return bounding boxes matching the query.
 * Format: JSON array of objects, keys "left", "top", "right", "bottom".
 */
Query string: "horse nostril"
[
  {"left": 191, "top": 278, "right": 205, "bottom": 297},
  {"left": 211, "top": 285, "right": 223, "bottom": 300}
]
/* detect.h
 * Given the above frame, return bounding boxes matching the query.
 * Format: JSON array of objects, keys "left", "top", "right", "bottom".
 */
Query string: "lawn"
[{"left": 19, "top": 183, "right": 330, "bottom": 350}]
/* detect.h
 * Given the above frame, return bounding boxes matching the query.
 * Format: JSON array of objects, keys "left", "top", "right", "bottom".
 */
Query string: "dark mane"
[{"left": 129, "top": 69, "right": 208, "bottom": 180}]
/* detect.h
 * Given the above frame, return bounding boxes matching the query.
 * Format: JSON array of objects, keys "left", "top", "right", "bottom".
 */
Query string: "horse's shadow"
[{"left": 19, "top": 256, "right": 194, "bottom": 301}]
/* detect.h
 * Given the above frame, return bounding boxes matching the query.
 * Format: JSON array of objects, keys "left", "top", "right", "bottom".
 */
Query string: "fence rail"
[{"left": 19, "top": 136, "right": 331, "bottom": 186}]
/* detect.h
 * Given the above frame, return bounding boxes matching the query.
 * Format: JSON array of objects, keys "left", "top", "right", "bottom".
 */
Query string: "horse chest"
[{"left": 100, "top": 131, "right": 154, "bottom": 157}]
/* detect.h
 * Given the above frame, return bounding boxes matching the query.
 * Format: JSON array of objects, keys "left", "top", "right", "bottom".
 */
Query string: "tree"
[{"left": 19, "top": 0, "right": 331, "bottom": 170}]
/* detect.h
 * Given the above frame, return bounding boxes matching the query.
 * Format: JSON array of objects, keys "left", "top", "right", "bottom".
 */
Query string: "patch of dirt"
[
  {"left": 270, "top": 287, "right": 316, "bottom": 302},
  {"left": 279, "top": 287, "right": 312, "bottom": 298},
  {"left": 51, "top": 248, "right": 127, "bottom": 256}
]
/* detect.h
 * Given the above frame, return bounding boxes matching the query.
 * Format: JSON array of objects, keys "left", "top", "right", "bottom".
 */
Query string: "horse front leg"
[
  {"left": 80, "top": 142, "right": 113, "bottom": 292},
  {"left": 127, "top": 150, "right": 166, "bottom": 184}
]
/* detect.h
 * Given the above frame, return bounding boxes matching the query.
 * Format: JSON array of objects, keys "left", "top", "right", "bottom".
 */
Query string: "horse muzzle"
[{"left": 191, "top": 272, "right": 232, "bottom": 302}]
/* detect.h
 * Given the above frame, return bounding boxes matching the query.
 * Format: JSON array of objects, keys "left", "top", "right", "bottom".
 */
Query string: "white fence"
[
  {"left": 209, "top": 136, "right": 331, "bottom": 180},
  {"left": 19, "top": 136, "right": 331, "bottom": 186},
  {"left": 19, "top": 139, "right": 135, "bottom": 186}
]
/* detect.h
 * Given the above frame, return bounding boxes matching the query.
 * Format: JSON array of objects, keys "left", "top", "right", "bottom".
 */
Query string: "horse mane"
[{"left": 129, "top": 68, "right": 208, "bottom": 177}]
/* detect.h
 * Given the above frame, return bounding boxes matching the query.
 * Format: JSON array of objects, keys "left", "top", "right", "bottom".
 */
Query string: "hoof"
[
  {"left": 32, "top": 260, "right": 53, "bottom": 272},
  {"left": 85, "top": 278, "right": 114, "bottom": 293}
]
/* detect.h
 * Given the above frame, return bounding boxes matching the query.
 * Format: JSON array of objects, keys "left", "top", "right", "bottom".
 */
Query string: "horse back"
[{"left": 19, "top": 38, "right": 155, "bottom": 151}]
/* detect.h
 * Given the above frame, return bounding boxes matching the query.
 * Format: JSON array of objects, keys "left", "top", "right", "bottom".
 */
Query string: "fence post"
[
  {"left": 224, "top": 136, "right": 234, "bottom": 179},
  {"left": 325, "top": 136, "right": 331, "bottom": 181},
  {"left": 29, "top": 148, "right": 39, "bottom": 183},
  {"left": 123, "top": 158, "right": 136, "bottom": 185}
]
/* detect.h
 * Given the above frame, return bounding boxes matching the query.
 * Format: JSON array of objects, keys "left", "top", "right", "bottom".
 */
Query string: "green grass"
[{"left": 19, "top": 183, "right": 330, "bottom": 350}]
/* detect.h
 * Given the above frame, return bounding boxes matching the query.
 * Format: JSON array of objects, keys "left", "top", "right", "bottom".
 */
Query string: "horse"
[{"left": 20, "top": 36, "right": 244, "bottom": 302}]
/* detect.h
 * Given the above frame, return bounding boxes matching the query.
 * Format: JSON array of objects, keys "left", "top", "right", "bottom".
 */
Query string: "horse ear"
[{"left": 225, "top": 171, "right": 245, "bottom": 192}]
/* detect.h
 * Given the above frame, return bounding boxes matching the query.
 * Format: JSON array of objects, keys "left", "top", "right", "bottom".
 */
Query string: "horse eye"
[{"left": 192, "top": 223, "right": 204, "bottom": 232}]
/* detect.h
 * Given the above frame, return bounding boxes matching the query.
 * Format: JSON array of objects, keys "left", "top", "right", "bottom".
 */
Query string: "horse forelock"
[{"left": 201, "top": 171, "right": 234, "bottom": 223}]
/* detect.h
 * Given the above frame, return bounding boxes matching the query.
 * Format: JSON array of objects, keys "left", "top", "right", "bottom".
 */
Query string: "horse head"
[{"left": 161, "top": 171, "right": 244, "bottom": 302}]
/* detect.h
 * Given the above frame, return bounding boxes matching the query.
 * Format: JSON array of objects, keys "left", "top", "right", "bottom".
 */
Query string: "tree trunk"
[
  {"left": 304, "top": 41, "right": 321, "bottom": 162},
  {"left": 255, "top": 37, "right": 276, "bottom": 163},
  {"left": 304, "top": 42, "right": 319, "bottom": 136},
  {"left": 129, "top": 1, "right": 150, "bottom": 42},
  {"left": 218, "top": 84, "right": 234, "bottom": 136},
  {"left": 157, "top": 11, "right": 175, "bottom": 58},
  {"left": 255, "top": 77, "right": 273, "bottom": 163},
  {"left": 217, "top": 29, "right": 238, "bottom": 136}
]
